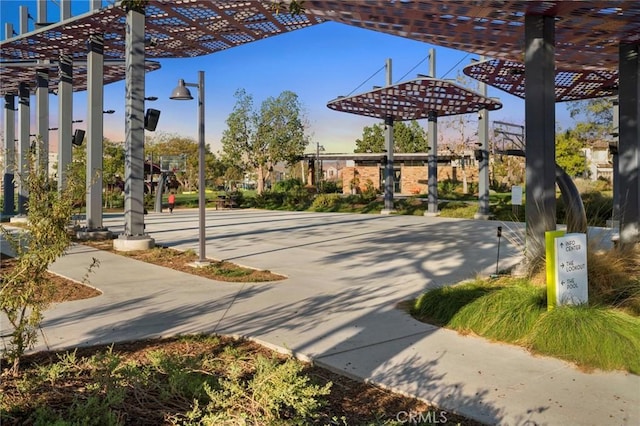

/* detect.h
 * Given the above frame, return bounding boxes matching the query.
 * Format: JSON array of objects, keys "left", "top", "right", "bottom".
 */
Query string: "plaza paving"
[{"left": 3, "top": 209, "right": 638, "bottom": 425}]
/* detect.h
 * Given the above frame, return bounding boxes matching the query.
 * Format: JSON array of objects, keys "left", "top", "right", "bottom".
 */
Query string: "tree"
[
  {"left": 103, "top": 139, "right": 125, "bottom": 207},
  {"left": 556, "top": 130, "right": 586, "bottom": 177},
  {"left": 354, "top": 121, "right": 427, "bottom": 153},
  {"left": 0, "top": 139, "right": 97, "bottom": 373},
  {"left": 221, "top": 89, "right": 309, "bottom": 194},
  {"left": 146, "top": 132, "right": 222, "bottom": 192},
  {"left": 565, "top": 98, "right": 615, "bottom": 145},
  {"left": 396, "top": 120, "right": 428, "bottom": 153}
]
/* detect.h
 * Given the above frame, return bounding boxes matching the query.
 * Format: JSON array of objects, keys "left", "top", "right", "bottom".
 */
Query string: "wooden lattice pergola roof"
[
  {"left": 305, "top": 1, "right": 640, "bottom": 71},
  {"left": 0, "top": 1, "right": 324, "bottom": 61},
  {"left": 1, "top": 1, "right": 639, "bottom": 96},
  {"left": 463, "top": 59, "right": 619, "bottom": 102},
  {"left": 0, "top": 0, "right": 325, "bottom": 94},
  {"left": 327, "top": 77, "right": 502, "bottom": 121}
]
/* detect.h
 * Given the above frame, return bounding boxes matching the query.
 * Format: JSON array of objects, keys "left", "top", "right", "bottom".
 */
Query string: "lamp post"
[{"left": 170, "top": 70, "right": 208, "bottom": 266}]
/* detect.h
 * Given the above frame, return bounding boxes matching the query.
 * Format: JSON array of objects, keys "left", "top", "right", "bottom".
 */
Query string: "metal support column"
[
  {"left": 86, "top": 35, "right": 104, "bottom": 230},
  {"left": 60, "top": 0, "right": 71, "bottom": 20},
  {"left": 618, "top": 44, "right": 640, "bottom": 245},
  {"left": 610, "top": 99, "right": 620, "bottom": 229},
  {"left": 115, "top": 7, "right": 154, "bottom": 251},
  {"left": 36, "top": 0, "right": 49, "bottom": 174},
  {"left": 425, "top": 49, "right": 439, "bottom": 216},
  {"left": 524, "top": 15, "right": 556, "bottom": 263},
  {"left": 35, "top": 68, "right": 49, "bottom": 174},
  {"left": 382, "top": 58, "right": 395, "bottom": 214},
  {"left": 17, "top": 83, "right": 30, "bottom": 216},
  {"left": 475, "top": 56, "right": 490, "bottom": 220},
  {"left": 426, "top": 110, "right": 439, "bottom": 215},
  {"left": 19, "top": 6, "right": 28, "bottom": 34},
  {"left": 36, "top": 0, "right": 49, "bottom": 172},
  {"left": 58, "top": 54, "right": 73, "bottom": 192},
  {"left": 124, "top": 9, "right": 145, "bottom": 236},
  {"left": 3, "top": 95, "right": 16, "bottom": 216},
  {"left": 383, "top": 115, "right": 395, "bottom": 213}
]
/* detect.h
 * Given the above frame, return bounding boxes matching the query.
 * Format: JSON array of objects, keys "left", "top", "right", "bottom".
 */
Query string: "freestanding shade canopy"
[
  {"left": 327, "top": 77, "right": 502, "bottom": 121},
  {"left": 463, "top": 58, "right": 619, "bottom": 102}
]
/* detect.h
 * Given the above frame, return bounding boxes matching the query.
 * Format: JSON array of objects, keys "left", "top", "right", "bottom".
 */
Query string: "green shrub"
[
  {"left": 284, "top": 187, "right": 313, "bottom": 210},
  {"left": 320, "top": 180, "right": 341, "bottom": 194},
  {"left": 180, "top": 355, "right": 331, "bottom": 425},
  {"left": 360, "top": 179, "right": 378, "bottom": 203},
  {"left": 225, "top": 190, "right": 244, "bottom": 207},
  {"left": 273, "top": 178, "right": 303, "bottom": 193},
  {"left": 437, "top": 179, "right": 459, "bottom": 196},
  {"left": 311, "top": 193, "right": 342, "bottom": 211},
  {"left": 251, "top": 191, "right": 284, "bottom": 209}
]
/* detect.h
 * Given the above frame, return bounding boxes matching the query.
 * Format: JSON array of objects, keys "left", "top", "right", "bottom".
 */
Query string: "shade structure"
[
  {"left": 3, "top": 1, "right": 639, "bottom": 95},
  {"left": 0, "top": 60, "right": 161, "bottom": 95},
  {"left": 463, "top": 58, "right": 619, "bottom": 102},
  {"left": 305, "top": 1, "right": 640, "bottom": 71},
  {"left": 327, "top": 77, "right": 502, "bottom": 121},
  {"left": 0, "top": 1, "right": 324, "bottom": 62}
]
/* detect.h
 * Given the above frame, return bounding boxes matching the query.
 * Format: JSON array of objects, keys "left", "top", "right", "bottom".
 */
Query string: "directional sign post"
[{"left": 546, "top": 231, "right": 588, "bottom": 309}]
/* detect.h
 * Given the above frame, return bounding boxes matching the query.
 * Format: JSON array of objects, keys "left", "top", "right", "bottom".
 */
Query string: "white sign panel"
[
  {"left": 554, "top": 233, "right": 588, "bottom": 306},
  {"left": 511, "top": 185, "right": 523, "bottom": 205}
]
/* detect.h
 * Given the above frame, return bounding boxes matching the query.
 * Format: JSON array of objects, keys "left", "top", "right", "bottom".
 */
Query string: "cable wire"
[
  {"left": 439, "top": 51, "right": 472, "bottom": 80},
  {"left": 346, "top": 64, "right": 386, "bottom": 96},
  {"left": 395, "top": 55, "right": 429, "bottom": 83}
]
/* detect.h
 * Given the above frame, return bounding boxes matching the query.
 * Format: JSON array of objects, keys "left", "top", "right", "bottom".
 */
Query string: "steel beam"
[{"left": 524, "top": 15, "right": 556, "bottom": 262}]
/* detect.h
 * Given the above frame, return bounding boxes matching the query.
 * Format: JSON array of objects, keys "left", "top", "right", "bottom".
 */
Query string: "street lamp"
[{"left": 170, "top": 71, "right": 208, "bottom": 266}]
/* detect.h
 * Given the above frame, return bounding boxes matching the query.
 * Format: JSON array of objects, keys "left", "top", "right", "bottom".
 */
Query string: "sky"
[{"left": 0, "top": 0, "right": 576, "bottom": 156}]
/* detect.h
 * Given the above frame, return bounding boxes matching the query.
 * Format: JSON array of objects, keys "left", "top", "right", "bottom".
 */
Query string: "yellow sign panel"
[{"left": 545, "top": 230, "right": 566, "bottom": 311}]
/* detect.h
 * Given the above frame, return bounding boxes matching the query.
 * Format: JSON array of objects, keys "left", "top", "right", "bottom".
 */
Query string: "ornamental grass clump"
[{"left": 526, "top": 306, "right": 640, "bottom": 374}]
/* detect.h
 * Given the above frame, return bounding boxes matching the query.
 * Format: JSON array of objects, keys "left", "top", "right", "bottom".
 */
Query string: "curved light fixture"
[{"left": 170, "top": 79, "right": 193, "bottom": 100}]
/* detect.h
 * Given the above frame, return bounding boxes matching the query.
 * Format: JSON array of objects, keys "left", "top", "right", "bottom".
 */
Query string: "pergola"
[
  {"left": 1, "top": 0, "right": 638, "bottom": 253},
  {"left": 327, "top": 76, "right": 502, "bottom": 213},
  {"left": 462, "top": 58, "right": 619, "bottom": 102}
]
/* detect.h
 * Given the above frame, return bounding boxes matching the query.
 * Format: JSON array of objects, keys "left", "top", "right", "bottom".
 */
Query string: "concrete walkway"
[{"left": 3, "top": 209, "right": 638, "bottom": 425}]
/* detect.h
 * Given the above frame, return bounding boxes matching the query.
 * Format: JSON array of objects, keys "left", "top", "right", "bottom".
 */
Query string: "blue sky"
[{"left": 1, "top": 0, "right": 575, "bottom": 155}]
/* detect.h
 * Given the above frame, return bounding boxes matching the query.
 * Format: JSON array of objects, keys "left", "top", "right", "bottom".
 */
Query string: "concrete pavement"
[{"left": 2, "top": 209, "right": 638, "bottom": 425}]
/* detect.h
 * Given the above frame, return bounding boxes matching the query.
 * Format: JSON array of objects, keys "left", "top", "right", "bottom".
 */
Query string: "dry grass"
[{"left": 587, "top": 243, "right": 640, "bottom": 315}]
